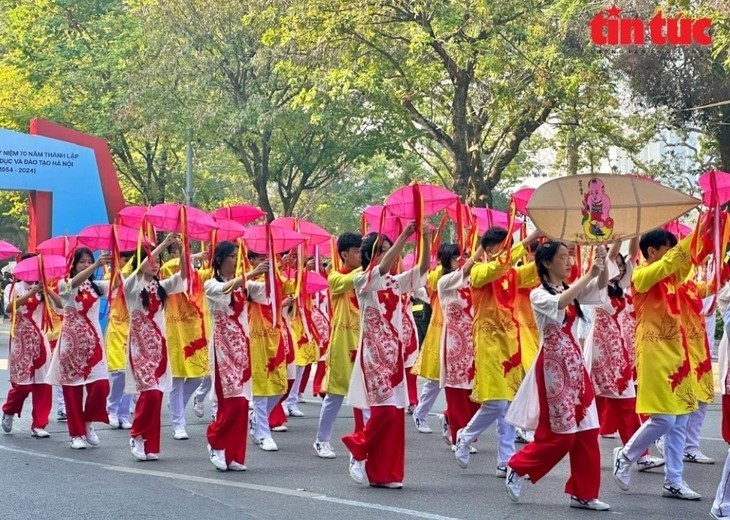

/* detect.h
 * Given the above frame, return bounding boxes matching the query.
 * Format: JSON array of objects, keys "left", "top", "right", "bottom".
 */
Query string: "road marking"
[
  {"left": 0, "top": 359, "right": 6, "bottom": 370},
  {"left": 0, "top": 445, "right": 466, "bottom": 520}
]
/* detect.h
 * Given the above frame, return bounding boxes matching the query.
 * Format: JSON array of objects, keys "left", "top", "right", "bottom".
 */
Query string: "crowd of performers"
[{"left": 5, "top": 210, "right": 730, "bottom": 518}]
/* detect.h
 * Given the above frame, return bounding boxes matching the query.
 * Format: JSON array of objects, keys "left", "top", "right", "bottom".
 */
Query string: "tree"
[{"left": 274, "top": 0, "right": 618, "bottom": 205}]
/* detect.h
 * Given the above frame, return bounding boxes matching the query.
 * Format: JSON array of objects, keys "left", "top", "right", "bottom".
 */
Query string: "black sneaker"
[{"left": 57, "top": 411, "right": 67, "bottom": 422}]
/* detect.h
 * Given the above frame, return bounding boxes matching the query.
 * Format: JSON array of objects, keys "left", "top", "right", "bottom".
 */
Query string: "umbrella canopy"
[
  {"left": 511, "top": 187, "right": 535, "bottom": 216},
  {"left": 384, "top": 183, "right": 458, "bottom": 220},
  {"left": 211, "top": 205, "right": 266, "bottom": 226},
  {"left": 14, "top": 254, "right": 67, "bottom": 282},
  {"left": 271, "top": 217, "right": 332, "bottom": 245},
  {"left": 116, "top": 205, "right": 150, "bottom": 229},
  {"left": 699, "top": 170, "right": 730, "bottom": 206},
  {"left": 243, "top": 224, "right": 306, "bottom": 254},
  {"left": 146, "top": 203, "right": 217, "bottom": 237},
  {"left": 0, "top": 240, "right": 21, "bottom": 261},
  {"left": 36, "top": 236, "right": 78, "bottom": 257},
  {"left": 77, "top": 224, "right": 145, "bottom": 252}
]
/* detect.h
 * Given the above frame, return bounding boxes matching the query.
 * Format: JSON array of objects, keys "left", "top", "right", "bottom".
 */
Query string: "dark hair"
[
  {"left": 247, "top": 250, "right": 266, "bottom": 262},
  {"left": 480, "top": 227, "right": 508, "bottom": 250},
  {"left": 120, "top": 250, "right": 135, "bottom": 261},
  {"left": 212, "top": 241, "right": 237, "bottom": 282},
  {"left": 608, "top": 253, "right": 625, "bottom": 299},
  {"left": 527, "top": 240, "right": 540, "bottom": 253},
  {"left": 535, "top": 241, "right": 584, "bottom": 320},
  {"left": 71, "top": 247, "right": 103, "bottom": 296},
  {"left": 129, "top": 249, "right": 167, "bottom": 310},
  {"left": 439, "top": 243, "right": 461, "bottom": 274},
  {"left": 337, "top": 232, "right": 362, "bottom": 263},
  {"left": 360, "top": 232, "right": 392, "bottom": 271},
  {"left": 20, "top": 252, "right": 36, "bottom": 261},
  {"left": 639, "top": 229, "right": 677, "bottom": 260},
  {"left": 167, "top": 242, "right": 181, "bottom": 255}
]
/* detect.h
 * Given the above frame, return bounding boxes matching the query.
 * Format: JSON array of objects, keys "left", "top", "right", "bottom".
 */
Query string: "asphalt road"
[{"left": 0, "top": 321, "right": 726, "bottom": 520}]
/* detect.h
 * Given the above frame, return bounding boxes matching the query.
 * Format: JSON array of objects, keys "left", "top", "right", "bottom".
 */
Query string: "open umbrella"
[
  {"left": 146, "top": 203, "right": 217, "bottom": 237},
  {"left": 271, "top": 217, "right": 331, "bottom": 245},
  {"left": 77, "top": 224, "right": 145, "bottom": 252},
  {"left": 202, "top": 218, "right": 246, "bottom": 242},
  {"left": 211, "top": 205, "right": 266, "bottom": 226},
  {"left": 243, "top": 224, "right": 306, "bottom": 254},
  {"left": 384, "top": 182, "right": 458, "bottom": 219},
  {"left": 116, "top": 205, "right": 150, "bottom": 229},
  {"left": 511, "top": 187, "right": 535, "bottom": 216},
  {"left": 0, "top": 240, "right": 20, "bottom": 261},
  {"left": 13, "top": 254, "right": 68, "bottom": 282},
  {"left": 36, "top": 236, "right": 78, "bottom": 257},
  {"left": 663, "top": 220, "right": 693, "bottom": 239}
]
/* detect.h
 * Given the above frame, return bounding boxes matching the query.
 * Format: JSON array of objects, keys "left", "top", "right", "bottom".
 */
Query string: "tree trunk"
[
  {"left": 715, "top": 123, "right": 730, "bottom": 173},
  {"left": 566, "top": 127, "right": 579, "bottom": 175}
]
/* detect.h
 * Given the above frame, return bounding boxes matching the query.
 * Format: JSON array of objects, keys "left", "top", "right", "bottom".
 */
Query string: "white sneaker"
[
  {"left": 1, "top": 413, "right": 13, "bottom": 433},
  {"left": 612, "top": 447, "right": 632, "bottom": 491},
  {"left": 684, "top": 450, "right": 716, "bottom": 464},
  {"left": 146, "top": 453, "right": 159, "bottom": 461},
  {"left": 505, "top": 466, "right": 525, "bottom": 502},
  {"left": 469, "top": 443, "right": 478, "bottom": 454},
  {"left": 260, "top": 437, "right": 278, "bottom": 451},
  {"left": 440, "top": 414, "right": 451, "bottom": 446},
  {"left": 120, "top": 418, "right": 132, "bottom": 430},
  {"left": 655, "top": 437, "right": 665, "bottom": 457},
  {"left": 371, "top": 482, "right": 403, "bottom": 489},
  {"left": 85, "top": 424, "right": 100, "bottom": 447},
  {"left": 496, "top": 465, "right": 508, "bottom": 478},
  {"left": 349, "top": 455, "right": 365, "bottom": 484},
  {"left": 108, "top": 415, "right": 120, "bottom": 429},
  {"left": 662, "top": 481, "right": 701, "bottom": 500},
  {"left": 271, "top": 425, "right": 288, "bottom": 432},
  {"left": 710, "top": 508, "right": 728, "bottom": 519},
  {"left": 313, "top": 439, "right": 336, "bottom": 459},
  {"left": 406, "top": 404, "right": 415, "bottom": 415},
  {"left": 286, "top": 405, "right": 304, "bottom": 417},
  {"left": 454, "top": 429, "right": 470, "bottom": 468},
  {"left": 570, "top": 497, "right": 610, "bottom": 511},
  {"left": 192, "top": 398, "right": 205, "bottom": 418},
  {"left": 172, "top": 426, "right": 189, "bottom": 440},
  {"left": 130, "top": 436, "right": 146, "bottom": 461},
  {"left": 31, "top": 427, "right": 50, "bottom": 438},
  {"left": 413, "top": 415, "right": 432, "bottom": 434},
  {"left": 228, "top": 461, "right": 247, "bottom": 471},
  {"left": 208, "top": 444, "right": 227, "bottom": 471},
  {"left": 70, "top": 436, "right": 87, "bottom": 450},
  {"left": 637, "top": 455, "right": 665, "bottom": 472},
  {"left": 248, "top": 417, "right": 260, "bottom": 445},
  {"left": 297, "top": 393, "right": 306, "bottom": 403}
]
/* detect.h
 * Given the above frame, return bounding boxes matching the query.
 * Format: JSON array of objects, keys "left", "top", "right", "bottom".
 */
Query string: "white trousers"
[{"left": 624, "top": 413, "right": 689, "bottom": 484}]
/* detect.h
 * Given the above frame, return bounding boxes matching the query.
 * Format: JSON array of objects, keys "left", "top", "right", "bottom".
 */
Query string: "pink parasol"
[
  {"left": 305, "top": 271, "right": 329, "bottom": 294},
  {"left": 146, "top": 204, "right": 217, "bottom": 237},
  {"left": 13, "top": 254, "right": 68, "bottom": 282},
  {"left": 243, "top": 224, "right": 306, "bottom": 254},
  {"left": 116, "top": 205, "right": 150, "bottom": 229},
  {"left": 699, "top": 170, "right": 730, "bottom": 206},
  {"left": 511, "top": 187, "right": 535, "bottom": 216},
  {"left": 362, "top": 205, "right": 432, "bottom": 243},
  {"left": 384, "top": 183, "right": 458, "bottom": 219},
  {"left": 36, "top": 236, "right": 78, "bottom": 257},
  {"left": 211, "top": 205, "right": 266, "bottom": 226},
  {"left": 271, "top": 217, "right": 331, "bottom": 245},
  {"left": 77, "top": 224, "right": 146, "bottom": 252},
  {"left": 471, "top": 207, "right": 523, "bottom": 233},
  {"left": 201, "top": 218, "right": 246, "bottom": 242},
  {"left": 0, "top": 240, "right": 21, "bottom": 261}
]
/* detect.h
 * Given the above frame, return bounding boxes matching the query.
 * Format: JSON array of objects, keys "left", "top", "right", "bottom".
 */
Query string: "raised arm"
[
  {"left": 417, "top": 227, "right": 432, "bottom": 276},
  {"left": 5, "top": 284, "right": 41, "bottom": 314},
  {"left": 45, "top": 286, "right": 62, "bottom": 308},
  {"left": 462, "top": 245, "right": 483, "bottom": 279},
  {"left": 378, "top": 221, "right": 416, "bottom": 275},
  {"left": 71, "top": 253, "right": 111, "bottom": 289},
  {"left": 136, "top": 234, "right": 176, "bottom": 278}
]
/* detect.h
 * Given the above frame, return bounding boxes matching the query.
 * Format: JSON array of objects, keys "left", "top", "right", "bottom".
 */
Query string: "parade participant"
[
  {"left": 126, "top": 234, "right": 186, "bottom": 461},
  {"left": 48, "top": 248, "right": 112, "bottom": 449},
  {"left": 162, "top": 246, "right": 211, "bottom": 441},
  {"left": 204, "top": 241, "right": 268, "bottom": 471},
  {"left": 437, "top": 244, "right": 479, "bottom": 446},
  {"left": 612, "top": 226, "right": 711, "bottom": 500},
  {"left": 710, "top": 280, "right": 730, "bottom": 519},
  {"left": 106, "top": 250, "right": 135, "bottom": 430},
  {"left": 313, "top": 232, "right": 362, "bottom": 459},
  {"left": 1, "top": 254, "right": 61, "bottom": 438},
  {"left": 453, "top": 227, "right": 540, "bottom": 474},
  {"left": 585, "top": 239, "right": 662, "bottom": 469},
  {"left": 247, "top": 250, "right": 287, "bottom": 452},
  {"left": 343, "top": 222, "right": 429, "bottom": 489},
  {"left": 410, "top": 261, "right": 443, "bottom": 435},
  {"left": 505, "top": 242, "right": 610, "bottom": 511}
]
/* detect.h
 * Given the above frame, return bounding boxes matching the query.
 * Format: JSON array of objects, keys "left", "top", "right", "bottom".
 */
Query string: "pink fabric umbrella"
[
  {"left": 202, "top": 218, "right": 246, "bottom": 242},
  {"left": 211, "top": 205, "right": 266, "bottom": 226},
  {"left": 511, "top": 187, "right": 535, "bottom": 216},
  {"left": 116, "top": 205, "right": 150, "bottom": 229},
  {"left": 362, "top": 205, "right": 432, "bottom": 243},
  {"left": 305, "top": 271, "right": 329, "bottom": 294},
  {"left": 36, "top": 236, "right": 78, "bottom": 257},
  {"left": 0, "top": 240, "right": 21, "bottom": 261},
  {"left": 146, "top": 204, "right": 217, "bottom": 237},
  {"left": 663, "top": 220, "right": 692, "bottom": 239},
  {"left": 243, "top": 224, "right": 306, "bottom": 254},
  {"left": 471, "top": 208, "right": 523, "bottom": 233},
  {"left": 271, "top": 217, "right": 332, "bottom": 245},
  {"left": 77, "top": 224, "right": 145, "bottom": 252},
  {"left": 699, "top": 170, "right": 730, "bottom": 206},
  {"left": 384, "top": 183, "right": 458, "bottom": 219},
  {"left": 14, "top": 254, "right": 68, "bottom": 282}
]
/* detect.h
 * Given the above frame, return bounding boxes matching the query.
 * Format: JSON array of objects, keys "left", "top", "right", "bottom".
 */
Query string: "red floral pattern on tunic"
[
  {"left": 361, "top": 304, "right": 402, "bottom": 404},
  {"left": 9, "top": 314, "right": 44, "bottom": 384},
  {"left": 542, "top": 311, "right": 594, "bottom": 433},
  {"left": 129, "top": 309, "right": 167, "bottom": 391},
  {"left": 443, "top": 300, "right": 475, "bottom": 388},
  {"left": 591, "top": 307, "right": 632, "bottom": 397},
  {"left": 58, "top": 283, "right": 104, "bottom": 384}
]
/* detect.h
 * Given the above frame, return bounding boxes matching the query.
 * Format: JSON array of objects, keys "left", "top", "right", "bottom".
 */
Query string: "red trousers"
[
  {"left": 353, "top": 408, "right": 366, "bottom": 434},
  {"left": 342, "top": 406, "right": 405, "bottom": 485},
  {"left": 207, "top": 369, "right": 248, "bottom": 465},
  {"left": 130, "top": 390, "right": 163, "bottom": 455},
  {"left": 508, "top": 359, "right": 601, "bottom": 500},
  {"left": 2, "top": 383, "right": 52, "bottom": 429},
  {"left": 722, "top": 395, "right": 730, "bottom": 444},
  {"left": 63, "top": 380, "right": 110, "bottom": 437},
  {"left": 444, "top": 387, "right": 480, "bottom": 444},
  {"left": 299, "top": 364, "right": 312, "bottom": 394},
  {"left": 601, "top": 397, "right": 641, "bottom": 444},
  {"left": 406, "top": 372, "right": 418, "bottom": 407},
  {"left": 269, "top": 379, "right": 294, "bottom": 428},
  {"left": 312, "top": 361, "right": 327, "bottom": 397}
]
